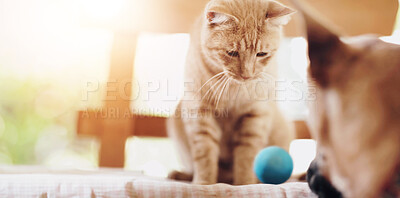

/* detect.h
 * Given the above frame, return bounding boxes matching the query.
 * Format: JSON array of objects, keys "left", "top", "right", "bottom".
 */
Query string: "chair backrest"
[{"left": 82, "top": 0, "right": 398, "bottom": 36}]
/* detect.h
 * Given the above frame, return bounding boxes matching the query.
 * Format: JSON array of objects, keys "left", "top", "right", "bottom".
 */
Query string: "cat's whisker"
[
  {"left": 201, "top": 75, "right": 226, "bottom": 103},
  {"left": 210, "top": 76, "right": 228, "bottom": 105},
  {"left": 260, "top": 72, "right": 276, "bottom": 82},
  {"left": 224, "top": 71, "right": 243, "bottom": 85},
  {"left": 196, "top": 71, "right": 227, "bottom": 96},
  {"left": 225, "top": 78, "right": 233, "bottom": 105},
  {"left": 258, "top": 75, "right": 275, "bottom": 85},
  {"left": 225, "top": 70, "right": 236, "bottom": 77},
  {"left": 231, "top": 77, "right": 243, "bottom": 85},
  {"left": 215, "top": 78, "right": 231, "bottom": 109},
  {"left": 202, "top": 80, "right": 222, "bottom": 103},
  {"left": 213, "top": 76, "right": 228, "bottom": 107}
]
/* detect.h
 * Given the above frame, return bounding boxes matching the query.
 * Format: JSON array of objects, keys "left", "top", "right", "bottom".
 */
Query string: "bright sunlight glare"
[{"left": 82, "top": 0, "right": 125, "bottom": 20}]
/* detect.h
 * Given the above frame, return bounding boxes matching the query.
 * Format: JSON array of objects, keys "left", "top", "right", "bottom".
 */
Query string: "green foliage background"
[{"left": 0, "top": 67, "right": 98, "bottom": 166}]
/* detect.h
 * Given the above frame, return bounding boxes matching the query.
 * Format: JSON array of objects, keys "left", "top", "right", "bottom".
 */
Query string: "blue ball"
[{"left": 253, "top": 146, "right": 293, "bottom": 184}]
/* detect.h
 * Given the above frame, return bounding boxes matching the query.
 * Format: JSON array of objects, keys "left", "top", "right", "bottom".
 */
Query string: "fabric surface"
[{"left": 0, "top": 167, "right": 316, "bottom": 198}]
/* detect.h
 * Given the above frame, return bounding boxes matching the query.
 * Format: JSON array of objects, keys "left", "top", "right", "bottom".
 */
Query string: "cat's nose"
[
  {"left": 240, "top": 68, "right": 254, "bottom": 80},
  {"left": 240, "top": 75, "right": 251, "bottom": 80}
]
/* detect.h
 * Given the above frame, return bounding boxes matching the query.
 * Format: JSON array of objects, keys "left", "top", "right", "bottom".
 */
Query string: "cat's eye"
[
  {"left": 256, "top": 52, "right": 268, "bottom": 57},
  {"left": 227, "top": 51, "right": 239, "bottom": 57}
]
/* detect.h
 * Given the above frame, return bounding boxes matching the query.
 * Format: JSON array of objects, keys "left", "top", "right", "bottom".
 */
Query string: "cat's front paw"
[
  {"left": 168, "top": 170, "right": 193, "bottom": 181},
  {"left": 192, "top": 169, "right": 217, "bottom": 185},
  {"left": 192, "top": 179, "right": 214, "bottom": 185}
]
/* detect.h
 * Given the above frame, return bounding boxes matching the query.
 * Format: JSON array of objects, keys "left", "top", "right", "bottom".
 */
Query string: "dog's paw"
[{"left": 307, "top": 160, "right": 343, "bottom": 198}]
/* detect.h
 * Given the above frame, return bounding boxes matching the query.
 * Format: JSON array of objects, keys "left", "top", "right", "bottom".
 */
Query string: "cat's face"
[{"left": 201, "top": 0, "right": 294, "bottom": 81}]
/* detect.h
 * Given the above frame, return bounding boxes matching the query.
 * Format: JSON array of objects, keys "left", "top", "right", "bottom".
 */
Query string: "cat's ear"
[
  {"left": 206, "top": 12, "right": 233, "bottom": 24},
  {"left": 205, "top": 2, "right": 237, "bottom": 25},
  {"left": 266, "top": 1, "right": 295, "bottom": 25}
]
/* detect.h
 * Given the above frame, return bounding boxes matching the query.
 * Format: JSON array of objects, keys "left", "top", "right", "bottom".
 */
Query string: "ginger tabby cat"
[{"left": 168, "top": 0, "right": 295, "bottom": 185}]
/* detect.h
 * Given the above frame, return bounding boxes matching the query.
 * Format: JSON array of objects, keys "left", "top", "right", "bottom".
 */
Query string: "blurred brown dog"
[{"left": 293, "top": 2, "right": 400, "bottom": 198}]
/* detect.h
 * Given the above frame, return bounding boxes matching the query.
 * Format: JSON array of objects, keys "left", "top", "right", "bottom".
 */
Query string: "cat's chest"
[
  {"left": 217, "top": 97, "right": 271, "bottom": 129},
  {"left": 217, "top": 100, "right": 271, "bottom": 161},
  {"left": 216, "top": 81, "right": 273, "bottom": 108}
]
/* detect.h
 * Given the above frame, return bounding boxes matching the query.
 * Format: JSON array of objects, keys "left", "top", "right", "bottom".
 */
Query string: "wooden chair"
[{"left": 77, "top": 0, "right": 398, "bottom": 167}]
